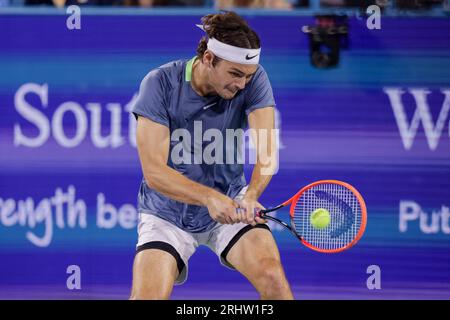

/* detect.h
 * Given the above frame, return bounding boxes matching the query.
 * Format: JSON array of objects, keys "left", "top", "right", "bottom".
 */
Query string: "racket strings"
[{"left": 292, "top": 183, "right": 362, "bottom": 251}]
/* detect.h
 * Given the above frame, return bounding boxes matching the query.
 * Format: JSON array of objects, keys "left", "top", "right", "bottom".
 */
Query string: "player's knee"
[{"left": 256, "top": 258, "right": 289, "bottom": 293}]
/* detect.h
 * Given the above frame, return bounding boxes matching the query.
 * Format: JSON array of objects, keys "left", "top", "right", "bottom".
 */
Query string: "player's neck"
[{"left": 191, "top": 58, "right": 216, "bottom": 97}]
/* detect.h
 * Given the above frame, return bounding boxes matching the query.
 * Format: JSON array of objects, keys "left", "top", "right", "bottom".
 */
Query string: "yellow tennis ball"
[{"left": 310, "top": 208, "right": 331, "bottom": 229}]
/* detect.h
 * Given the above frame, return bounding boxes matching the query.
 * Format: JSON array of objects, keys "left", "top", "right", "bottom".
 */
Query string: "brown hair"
[{"left": 196, "top": 11, "right": 261, "bottom": 66}]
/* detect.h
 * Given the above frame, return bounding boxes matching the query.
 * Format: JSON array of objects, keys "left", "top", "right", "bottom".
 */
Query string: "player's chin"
[
  {"left": 220, "top": 93, "right": 234, "bottom": 100},
  {"left": 220, "top": 89, "right": 237, "bottom": 99}
]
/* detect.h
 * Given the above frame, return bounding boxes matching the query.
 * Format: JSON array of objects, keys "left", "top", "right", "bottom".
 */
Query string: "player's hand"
[
  {"left": 237, "top": 196, "right": 266, "bottom": 226},
  {"left": 205, "top": 191, "right": 240, "bottom": 224}
]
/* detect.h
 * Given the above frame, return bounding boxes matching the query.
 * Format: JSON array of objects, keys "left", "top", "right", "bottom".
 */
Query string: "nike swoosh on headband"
[{"left": 245, "top": 53, "right": 259, "bottom": 60}]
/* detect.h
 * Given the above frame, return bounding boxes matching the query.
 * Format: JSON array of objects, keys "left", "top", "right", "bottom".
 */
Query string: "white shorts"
[{"left": 135, "top": 186, "right": 271, "bottom": 285}]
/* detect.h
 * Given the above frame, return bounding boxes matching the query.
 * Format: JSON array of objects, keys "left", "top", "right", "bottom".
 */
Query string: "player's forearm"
[
  {"left": 143, "top": 164, "right": 219, "bottom": 207},
  {"left": 245, "top": 127, "right": 279, "bottom": 200},
  {"left": 246, "top": 106, "right": 279, "bottom": 201},
  {"left": 245, "top": 162, "right": 274, "bottom": 200}
]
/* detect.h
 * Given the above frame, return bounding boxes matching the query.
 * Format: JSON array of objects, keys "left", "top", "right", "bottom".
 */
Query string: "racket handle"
[{"left": 260, "top": 204, "right": 284, "bottom": 215}]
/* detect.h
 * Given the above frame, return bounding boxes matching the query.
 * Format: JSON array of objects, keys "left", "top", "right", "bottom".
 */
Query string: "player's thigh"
[
  {"left": 131, "top": 248, "right": 178, "bottom": 298},
  {"left": 225, "top": 227, "right": 283, "bottom": 280}
]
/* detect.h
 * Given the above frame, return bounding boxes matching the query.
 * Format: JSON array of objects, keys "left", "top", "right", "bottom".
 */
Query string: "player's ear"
[{"left": 203, "top": 50, "right": 214, "bottom": 68}]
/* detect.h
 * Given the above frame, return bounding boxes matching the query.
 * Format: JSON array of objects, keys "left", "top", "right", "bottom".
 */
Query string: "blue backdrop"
[{"left": 1, "top": 11, "right": 449, "bottom": 299}]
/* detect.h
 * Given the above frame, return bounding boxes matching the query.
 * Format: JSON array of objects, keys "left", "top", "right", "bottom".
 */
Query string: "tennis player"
[{"left": 130, "top": 11, "right": 293, "bottom": 300}]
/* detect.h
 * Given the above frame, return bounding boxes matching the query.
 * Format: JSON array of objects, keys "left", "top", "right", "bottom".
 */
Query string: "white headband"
[{"left": 196, "top": 24, "right": 261, "bottom": 65}]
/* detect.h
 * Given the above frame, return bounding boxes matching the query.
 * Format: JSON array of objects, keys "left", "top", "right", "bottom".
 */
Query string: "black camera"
[{"left": 302, "top": 15, "right": 349, "bottom": 69}]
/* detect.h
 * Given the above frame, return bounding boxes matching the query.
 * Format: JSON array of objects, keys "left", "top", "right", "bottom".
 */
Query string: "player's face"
[{"left": 209, "top": 57, "right": 258, "bottom": 100}]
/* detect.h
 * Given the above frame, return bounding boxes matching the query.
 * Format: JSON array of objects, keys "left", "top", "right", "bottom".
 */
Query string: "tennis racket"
[{"left": 258, "top": 180, "right": 367, "bottom": 253}]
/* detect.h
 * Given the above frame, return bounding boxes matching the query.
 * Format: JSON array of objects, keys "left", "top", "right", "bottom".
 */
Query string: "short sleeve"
[
  {"left": 244, "top": 65, "right": 276, "bottom": 115},
  {"left": 131, "top": 69, "right": 170, "bottom": 128}
]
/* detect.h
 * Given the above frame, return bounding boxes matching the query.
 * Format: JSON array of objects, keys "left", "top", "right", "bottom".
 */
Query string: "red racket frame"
[{"left": 259, "top": 180, "right": 367, "bottom": 253}]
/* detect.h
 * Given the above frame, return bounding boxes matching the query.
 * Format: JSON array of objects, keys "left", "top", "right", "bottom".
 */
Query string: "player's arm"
[
  {"left": 136, "top": 116, "right": 240, "bottom": 224},
  {"left": 238, "top": 106, "right": 278, "bottom": 225}
]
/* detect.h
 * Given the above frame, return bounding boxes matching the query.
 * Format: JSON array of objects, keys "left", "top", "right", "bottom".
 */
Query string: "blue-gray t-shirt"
[{"left": 132, "top": 57, "right": 276, "bottom": 233}]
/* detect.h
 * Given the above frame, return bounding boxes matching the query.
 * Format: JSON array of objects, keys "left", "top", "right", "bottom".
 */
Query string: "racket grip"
[{"left": 255, "top": 208, "right": 264, "bottom": 217}]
